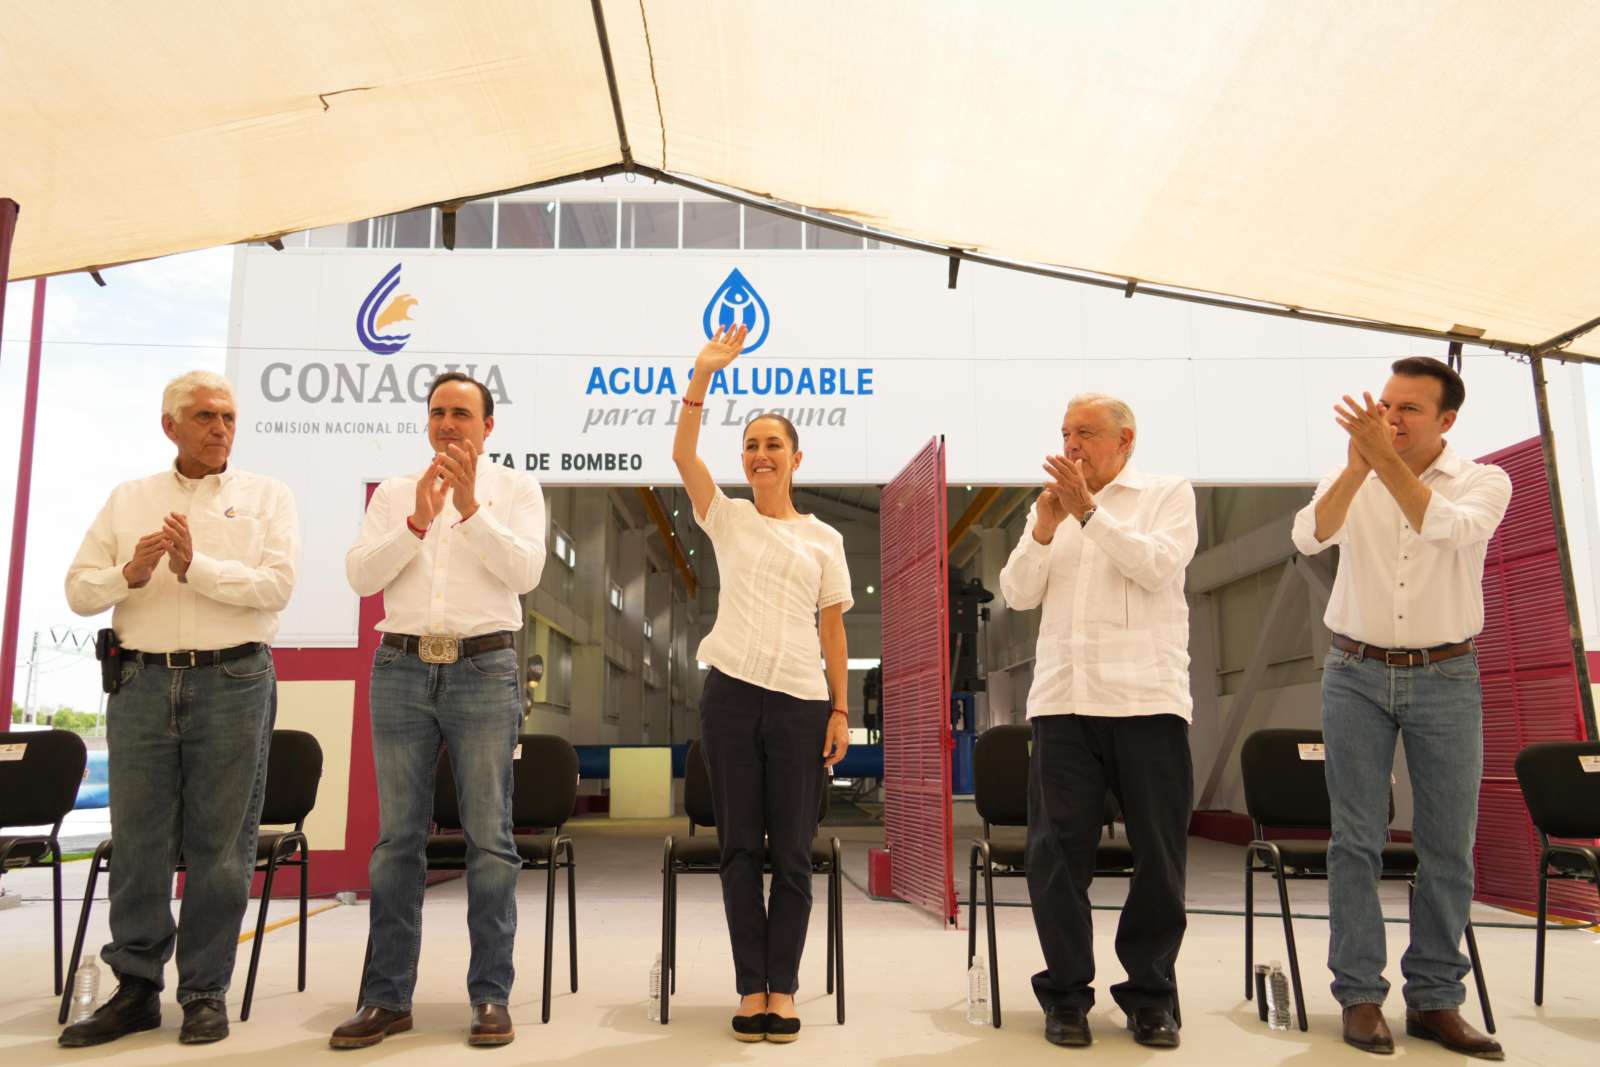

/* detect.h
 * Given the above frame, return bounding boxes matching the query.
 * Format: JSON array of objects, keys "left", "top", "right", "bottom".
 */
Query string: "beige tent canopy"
[{"left": 3, "top": 0, "right": 1600, "bottom": 356}]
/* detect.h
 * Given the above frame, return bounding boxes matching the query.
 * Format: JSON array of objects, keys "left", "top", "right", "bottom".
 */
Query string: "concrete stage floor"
[{"left": 1, "top": 813, "right": 1596, "bottom": 1065}]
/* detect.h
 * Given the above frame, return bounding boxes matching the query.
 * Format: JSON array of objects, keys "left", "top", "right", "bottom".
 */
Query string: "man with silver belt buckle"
[
  {"left": 1292, "top": 357, "right": 1511, "bottom": 1060},
  {"left": 334, "top": 372, "right": 546, "bottom": 1049},
  {"left": 61, "top": 372, "right": 299, "bottom": 1048}
]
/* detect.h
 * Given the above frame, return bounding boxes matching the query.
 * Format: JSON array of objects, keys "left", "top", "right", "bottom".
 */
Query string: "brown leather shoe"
[
  {"left": 328, "top": 1006, "right": 413, "bottom": 1050},
  {"left": 468, "top": 1003, "right": 514, "bottom": 1047},
  {"left": 1342, "top": 1004, "right": 1395, "bottom": 1054},
  {"left": 1405, "top": 1009, "right": 1504, "bottom": 1060}
]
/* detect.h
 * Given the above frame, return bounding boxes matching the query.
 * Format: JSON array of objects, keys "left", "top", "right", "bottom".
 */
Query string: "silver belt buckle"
[
  {"left": 417, "top": 636, "right": 460, "bottom": 664},
  {"left": 165, "top": 650, "right": 198, "bottom": 669},
  {"left": 1384, "top": 649, "right": 1415, "bottom": 668}
]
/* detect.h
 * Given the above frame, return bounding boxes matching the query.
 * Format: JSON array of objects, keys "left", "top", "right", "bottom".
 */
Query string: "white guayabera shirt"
[
  {"left": 1291, "top": 444, "right": 1511, "bottom": 648},
  {"left": 999, "top": 465, "right": 1198, "bottom": 721},
  {"left": 693, "top": 487, "right": 852, "bottom": 702},
  {"left": 66, "top": 465, "right": 300, "bottom": 652}
]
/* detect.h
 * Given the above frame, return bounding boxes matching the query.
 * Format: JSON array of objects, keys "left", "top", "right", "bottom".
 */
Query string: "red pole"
[
  {"left": 0, "top": 199, "right": 17, "bottom": 731},
  {"left": 0, "top": 268, "right": 45, "bottom": 735}
]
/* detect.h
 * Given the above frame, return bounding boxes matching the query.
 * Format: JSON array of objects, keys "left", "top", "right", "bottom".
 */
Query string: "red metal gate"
[
  {"left": 880, "top": 438, "right": 956, "bottom": 922},
  {"left": 1472, "top": 437, "right": 1598, "bottom": 921}
]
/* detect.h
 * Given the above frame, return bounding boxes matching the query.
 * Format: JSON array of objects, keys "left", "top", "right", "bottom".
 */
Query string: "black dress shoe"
[
  {"left": 179, "top": 999, "right": 229, "bottom": 1045},
  {"left": 1044, "top": 1006, "right": 1092, "bottom": 1047},
  {"left": 1126, "top": 1007, "right": 1180, "bottom": 1048},
  {"left": 469, "top": 1003, "right": 514, "bottom": 1047},
  {"left": 763, "top": 1013, "right": 801, "bottom": 1044},
  {"left": 329, "top": 1006, "right": 414, "bottom": 1049},
  {"left": 59, "top": 974, "right": 162, "bottom": 1048},
  {"left": 731, "top": 1012, "right": 767, "bottom": 1042}
]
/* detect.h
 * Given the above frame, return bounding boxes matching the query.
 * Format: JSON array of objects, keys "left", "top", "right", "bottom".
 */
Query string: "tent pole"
[
  {"left": 1528, "top": 352, "right": 1599, "bottom": 738},
  {"left": 0, "top": 199, "right": 17, "bottom": 730},
  {"left": 1, "top": 264, "right": 45, "bottom": 732}
]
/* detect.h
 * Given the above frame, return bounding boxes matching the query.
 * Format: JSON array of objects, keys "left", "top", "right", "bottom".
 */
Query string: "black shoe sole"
[
  {"left": 1045, "top": 1029, "right": 1092, "bottom": 1047},
  {"left": 1404, "top": 1022, "right": 1503, "bottom": 1060},
  {"left": 58, "top": 1013, "right": 161, "bottom": 1048},
  {"left": 178, "top": 1029, "right": 229, "bottom": 1045},
  {"left": 1342, "top": 1035, "right": 1395, "bottom": 1055}
]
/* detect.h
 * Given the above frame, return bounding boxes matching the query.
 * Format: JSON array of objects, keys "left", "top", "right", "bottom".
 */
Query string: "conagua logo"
[
  {"left": 702, "top": 268, "right": 770, "bottom": 353},
  {"left": 356, "top": 263, "right": 419, "bottom": 356}
]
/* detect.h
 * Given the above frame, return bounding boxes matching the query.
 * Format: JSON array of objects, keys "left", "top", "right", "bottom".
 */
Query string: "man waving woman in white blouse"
[{"left": 672, "top": 324, "right": 853, "bottom": 1044}]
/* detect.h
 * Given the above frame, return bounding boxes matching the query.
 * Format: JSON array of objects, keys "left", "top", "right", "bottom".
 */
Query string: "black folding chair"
[
  {"left": 357, "top": 733, "right": 579, "bottom": 1023},
  {"left": 1513, "top": 740, "right": 1600, "bottom": 1005},
  {"left": 658, "top": 739, "right": 843, "bottom": 1025},
  {"left": 0, "top": 728, "right": 88, "bottom": 995},
  {"left": 965, "top": 723, "right": 1139, "bottom": 1028},
  {"left": 59, "top": 729, "right": 322, "bottom": 1023},
  {"left": 1241, "top": 728, "right": 1493, "bottom": 1034}
]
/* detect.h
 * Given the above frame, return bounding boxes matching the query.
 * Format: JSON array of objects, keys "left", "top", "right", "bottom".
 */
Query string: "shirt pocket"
[{"left": 191, "top": 516, "right": 265, "bottom": 567}]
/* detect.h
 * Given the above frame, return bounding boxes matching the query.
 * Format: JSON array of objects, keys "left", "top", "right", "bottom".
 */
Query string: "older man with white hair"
[
  {"left": 998, "top": 393, "right": 1197, "bottom": 1050},
  {"left": 60, "top": 371, "right": 299, "bottom": 1049}
]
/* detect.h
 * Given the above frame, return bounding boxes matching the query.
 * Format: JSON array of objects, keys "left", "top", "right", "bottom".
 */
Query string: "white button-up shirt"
[
  {"left": 65, "top": 466, "right": 300, "bottom": 652},
  {"left": 693, "top": 487, "right": 853, "bottom": 702},
  {"left": 346, "top": 462, "right": 547, "bottom": 636},
  {"left": 1291, "top": 444, "right": 1511, "bottom": 648},
  {"left": 999, "top": 465, "right": 1198, "bottom": 721}
]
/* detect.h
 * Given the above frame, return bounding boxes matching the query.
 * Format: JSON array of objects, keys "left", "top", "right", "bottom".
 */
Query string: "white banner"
[{"left": 226, "top": 247, "right": 1557, "bottom": 645}]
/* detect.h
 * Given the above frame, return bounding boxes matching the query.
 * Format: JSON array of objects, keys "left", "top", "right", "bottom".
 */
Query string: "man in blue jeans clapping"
[
  {"left": 334, "top": 372, "right": 546, "bottom": 1049},
  {"left": 1292, "top": 357, "right": 1510, "bottom": 1060}
]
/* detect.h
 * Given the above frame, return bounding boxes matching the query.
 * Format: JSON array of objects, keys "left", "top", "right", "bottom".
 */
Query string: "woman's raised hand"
[{"left": 695, "top": 323, "right": 749, "bottom": 374}]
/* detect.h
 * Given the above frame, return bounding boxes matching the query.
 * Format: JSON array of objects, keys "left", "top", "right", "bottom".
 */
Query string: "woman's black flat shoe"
[
  {"left": 764, "top": 1013, "right": 801, "bottom": 1043},
  {"left": 731, "top": 1013, "right": 768, "bottom": 1042}
]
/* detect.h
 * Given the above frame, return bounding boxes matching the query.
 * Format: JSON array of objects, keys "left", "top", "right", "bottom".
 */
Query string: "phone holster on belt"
[{"left": 95, "top": 628, "right": 124, "bottom": 695}]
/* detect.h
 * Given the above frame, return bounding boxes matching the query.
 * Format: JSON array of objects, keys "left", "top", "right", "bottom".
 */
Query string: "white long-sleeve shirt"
[
  {"left": 999, "top": 465, "right": 1198, "bottom": 721},
  {"left": 65, "top": 466, "right": 300, "bottom": 652},
  {"left": 346, "top": 461, "right": 547, "bottom": 636},
  {"left": 1291, "top": 445, "right": 1511, "bottom": 648}
]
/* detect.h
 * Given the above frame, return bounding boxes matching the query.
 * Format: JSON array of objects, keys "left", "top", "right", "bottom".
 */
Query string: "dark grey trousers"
[
  {"left": 1025, "top": 712, "right": 1193, "bottom": 1015},
  {"left": 699, "top": 668, "right": 830, "bottom": 995}
]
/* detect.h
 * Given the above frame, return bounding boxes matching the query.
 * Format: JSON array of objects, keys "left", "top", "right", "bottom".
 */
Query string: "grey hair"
[
  {"left": 1067, "top": 392, "right": 1137, "bottom": 456},
  {"left": 162, "top": 371, "right": 233, "bottom": 422}
]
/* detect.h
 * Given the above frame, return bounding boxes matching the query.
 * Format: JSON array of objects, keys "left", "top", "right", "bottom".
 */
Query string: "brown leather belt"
[
  {"left": 382, "top": 631, "right": 514, "bottom": 664},
  {"left": 1331, "top": 633, "right": 1474, "bottom": 668}
]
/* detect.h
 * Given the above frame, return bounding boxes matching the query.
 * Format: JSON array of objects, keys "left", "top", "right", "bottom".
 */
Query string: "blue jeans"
[
  {"left": 361, "top": 643, "right": 522, "bottom": 1011},
  {"left": 1321, "top": 645, "right": 1483, "bottom": 1010},
  {"left": 101, "top": 645, "right": 276, "bottom": 1004}
]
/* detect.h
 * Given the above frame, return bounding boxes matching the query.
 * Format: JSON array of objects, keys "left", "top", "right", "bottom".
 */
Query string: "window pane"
[
  {"left": 683, "top": 202, "right": 739, "bottom": 248},
  {"left": 435, "top": 202, "right": 494, "bottom": 249},
  {"left": 622, "top": 202, "right": 678, "bottom": 248},
  {"left": 370, "top": 209, "right": 433, "bottom": 249},
  {"left": 805, "top": 209, "right": 863, "bottom": 250},
  {"left": 308, "top": 221, "right": 367, "bottom": 248},
  {"left": 498, "top": 200, "right": 556, "bottom": 249},
  {"left": 560, "top": 201, "right": 618, "bottom": 249},
  {"left": 744, "top": 204, "right": 802, "bottom": 249}
]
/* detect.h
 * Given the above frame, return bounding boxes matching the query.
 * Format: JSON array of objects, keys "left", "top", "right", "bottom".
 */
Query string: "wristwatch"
[{"left": 1078, "top": 507, "right": 1097, "bottom": 528}]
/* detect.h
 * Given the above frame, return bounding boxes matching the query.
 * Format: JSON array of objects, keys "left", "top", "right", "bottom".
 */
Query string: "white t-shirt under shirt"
[{"left": 693, "top": 487, "right": 853, "bottom": 702}]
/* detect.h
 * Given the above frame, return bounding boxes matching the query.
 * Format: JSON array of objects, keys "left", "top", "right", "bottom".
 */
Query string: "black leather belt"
[
  {"left": 1332, "top": 634, "right": 1474, "bottom": 668},
  {"left": 382, "top": 631, "right": 514, "bottom": 664},
  {"left": 125, "top": 642, "right": 264, "bottom": 669}
]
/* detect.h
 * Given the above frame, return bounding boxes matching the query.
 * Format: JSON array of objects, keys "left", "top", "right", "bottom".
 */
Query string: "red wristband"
[
  {"left": 405, "top": 516, "right": 428, "bottom": 538},
  {"left": 681, "top": 397, "right": 704, "bottom": 408},
  {"left": 830, "top": 708, "right": 848, "bottom": 718}
]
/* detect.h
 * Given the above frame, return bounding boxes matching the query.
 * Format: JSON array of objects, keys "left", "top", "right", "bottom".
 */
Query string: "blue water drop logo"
[
  {"left": 355, "top": 263, "right": 418, "bottom": 356},
  {"left": 702, "top": 268, "right": 771, "bottom": 353}
]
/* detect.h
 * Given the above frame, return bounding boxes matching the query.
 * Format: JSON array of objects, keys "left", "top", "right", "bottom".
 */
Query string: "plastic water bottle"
[
  {"left": 646, "top": 953, "right": 662, "bottom": 1021},
  {"left": 1266, "top": 961, "right": 1290, "bottom": 1031},
  {"left": 966, "top": 958, "right": 991, "bottom": 1026},
  {"left": 68, "top": 957, "right": 101, "bottom": 1024}
]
